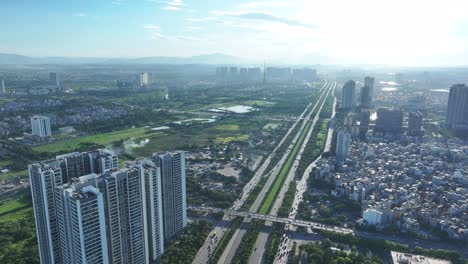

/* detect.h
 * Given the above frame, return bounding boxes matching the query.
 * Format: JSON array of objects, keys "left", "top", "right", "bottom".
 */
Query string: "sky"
[{"left": 2, "top": 0, "right": 468, "bottom": 66}]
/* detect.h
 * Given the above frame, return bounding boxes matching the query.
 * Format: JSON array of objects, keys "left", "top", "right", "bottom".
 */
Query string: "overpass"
[{"left": 188, "top": 206, "right": 353, "bottom": 234}]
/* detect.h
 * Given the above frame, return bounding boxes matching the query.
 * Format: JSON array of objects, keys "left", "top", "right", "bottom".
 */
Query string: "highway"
[
  {"left": 275, "top": 85, "right": 338, "bottom": 264},
  {"left": 250, "top": 81, "right": 336, "bottom": 264},
  {"left": 192, "top": 81, "right": 330, "bottom": 264},
  {"left": 215, "top": 81, "right": 333, "bottom": 264}
]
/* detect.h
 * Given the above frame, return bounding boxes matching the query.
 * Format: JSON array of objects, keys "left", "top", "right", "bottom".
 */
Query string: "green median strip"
[{"left": 259, "top": 120, "right": 311, "bottom": 215}]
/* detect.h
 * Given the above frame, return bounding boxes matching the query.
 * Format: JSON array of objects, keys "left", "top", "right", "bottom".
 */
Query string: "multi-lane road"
[
  {"left": 192, "top": 81, "right": 331, "bottom": 264},
  {"left": 275, "top": 85, "right": 337, "bottom": 263},
  {"left": 250, "top": 81, "right": 336, "bottom": 263},
  {"left": 216, "top": 81, "right": 335, "bottom": 264}
]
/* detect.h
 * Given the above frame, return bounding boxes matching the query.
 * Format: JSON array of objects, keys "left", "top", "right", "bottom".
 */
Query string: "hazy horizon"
[{"left": 3, "top": 0, "right": 468, "bottom": 66}]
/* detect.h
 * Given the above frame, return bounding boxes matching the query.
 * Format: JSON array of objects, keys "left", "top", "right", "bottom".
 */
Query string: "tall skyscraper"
[
  {"left": 29, "top": 161, "right": 64, "bottom": 264},
  {"left": 136, "top": 159, "right": 165, "bottom": 263},
  {"left": 375, "top": 108, "right": 404, "bottom": 134},
  {"left": 99, "top": 168, "right": 150, "bottom": 263},
  {"left": 50, "top": 72, "right": 64, "bottom": 90},
  {"left": 139, "top": 72, "right": 155, "bottom": 86},
  {"left": 0, "top": 79, "right": 5, "bottom": 95},
  {"left": 364, "top": 76, "right": 375, "bottom": 101},
  {"left": 30, "top": 150, "right": 118, "bottom": 263},
  {"left": 445, "top": 84, "right": 468, "bottom": 129},
  {"left": 30, "top": 150, "right": 185, "bottom": 263},
  {"left": 55, "top": 174, "right": 109, "bottom": 264},
  {"left": 360, "top": 85, "right": 371, "bottom": 108},
  {"left": 153, "top": 151, "right": 187, "bottom": 242},
  {"left": 341, "top": 80, "right": 356, "bottom": 109},
  {"left": 336, "top": 129, "right": 352, "bottom": 160},
  {"left": 31, "top": 115, "right": 52, "bottom": 138},
  {"left": 408, "top": 111, "right": 423, "bottom": 136}
]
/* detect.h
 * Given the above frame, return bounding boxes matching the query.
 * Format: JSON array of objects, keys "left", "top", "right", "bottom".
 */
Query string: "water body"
[
  {"left": 382, "top": 87, "right": 398, "bottom": 92},
  {"left": 209, "top": 105, "right": 256, "bottom": 114},
  {"left": 379, "top": 81, "right": 400, "bottom": 86},
  {"left": 173, "top": 118, "right": 216, "bottom": 125},
  {"left": 430, "top": 89, "right": 449, "bottom": 93},
  {"left": 151, "top": 126, "right": 170, "bottom": 131}
]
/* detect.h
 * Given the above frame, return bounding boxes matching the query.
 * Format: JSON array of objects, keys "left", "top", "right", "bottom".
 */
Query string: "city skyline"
[{"left": 2, "top": 0, "right": 468, "bottom": 66}]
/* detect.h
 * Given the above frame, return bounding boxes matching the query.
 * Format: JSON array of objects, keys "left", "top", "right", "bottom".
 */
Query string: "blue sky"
[{"left": 2, "top": 0, "right": 468, "bottom": 65}]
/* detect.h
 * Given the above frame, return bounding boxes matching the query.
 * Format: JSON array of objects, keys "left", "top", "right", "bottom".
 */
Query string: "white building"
[
  {"left": 136, "top": 159, "right": 165, "bottom": 263},
  {"left": 50, "top": 72, "right": 64, "bottom": 90},
  {"left": 0, "top": 80, "right": 5, "bottom": 95},
  {"left": 55, "top": 174, "right": 109, "bottom": 264},
  {"left": 336, "top": 129, "right": 352, "bottom": 160},
  {"left": 29, "top": 161, "right": 64, "bottom": 263},
  {"left": 139, "top": 72, "right": 155, "bottom": 86},
  {"left": 31, "top": 115, "right": 52, "bottom": 138},
  {"left": 363, "top": 208, "right": 383, "bottom": 225},
  {"left": 30, "top": 150, "right": 186, "bottom": 264},
  {"left": 153, "top": 151, "right": 187, "bottom": 242},
  {"left": 99, "top": 168, "right": 150, "bottom": 263}
]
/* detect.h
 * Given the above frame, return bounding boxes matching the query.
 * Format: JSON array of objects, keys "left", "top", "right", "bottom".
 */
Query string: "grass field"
[
  {"left": 33, "top": 127, "right": 149, "bottom": 154},
  {"left": 259, "top": 121, "right": 311, "bottom": 214},
  {"left": 0, "top": 193, "right": 39, "bottom": 263}
]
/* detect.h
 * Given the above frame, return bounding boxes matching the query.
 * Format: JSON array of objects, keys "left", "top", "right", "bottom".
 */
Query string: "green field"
[
  {"left": 259, "top": 121, "right": 311, "bottom": 214},
  {"left": 0, "top": 194, "right": 39, "bottom": 263},
  {"left": 33, "top": 127, "right": 149, "bottom": 154}
]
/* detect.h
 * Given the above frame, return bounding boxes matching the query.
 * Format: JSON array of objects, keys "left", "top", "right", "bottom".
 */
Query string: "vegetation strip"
[
  {"left": 161, "top": 221, "right": 212, "bottom": 264},
  {"left": 259, "top": 121, "right": 311, "bottom": 214},
  {"left": 209, "top": 217, "right": 243, "bottom": 263},
  {"left": 231, "top": 220, "right": 263, "bottom": 264}
]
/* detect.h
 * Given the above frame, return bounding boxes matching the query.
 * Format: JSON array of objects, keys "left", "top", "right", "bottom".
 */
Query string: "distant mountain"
[{"left": 0, "top": 53, "right": 249, "bottom": 65}]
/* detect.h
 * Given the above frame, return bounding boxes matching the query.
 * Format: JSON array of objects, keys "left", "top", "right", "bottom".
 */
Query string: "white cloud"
[
  {"left": 167, "top": 0, "right": 184, "bottom": 6},
  {"left": 143, "top": 24, "right": 165, "bottom": 39},
  {"left": 163, "top": 5, "right": 180, "bottom": 11},
  {"left": 161, "top": 0, "right": 184, "bottom": 11},
  {"left": 75, "top": 13, "right": 87, "bottom": 17}
]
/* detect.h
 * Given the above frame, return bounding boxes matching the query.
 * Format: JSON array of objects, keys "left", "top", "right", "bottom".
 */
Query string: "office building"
[
  {"left": 363, "top": 208, "right": 383, "bottom": 225},
  {"left": 29, "top": 161, "right": 64, "bottom": 264},
  {"left": 375, "top": 108, "right": 403, "bottom": 134},
  {"left": 247, "top": 67, "right": 262, "bottom": 81},
  {"left": 99, "top": 168, "right": 150, "bottom": 263},
  {"left": 153, "top": 151, "right": 187, "bottom": 242},
  {"left": 0, "top": 80, "right": 5, "bottom": 95},
  {"left": 292, "top": 68, "right": 317, "bottom": 82},
  {"left": 364, "top": 76, "right": 375, "bottom": 101},
  {"left": 55, "top": 174, "right": 109, "bottom": 264},
  {"left": 341, "top": 80, "right": 356, "bottom": 109},
  {"left": 50, "top": 72, "right": 64, "bottom": 90},
  {"left": 229, "top": 66, "right": 238, "bottom": 76},
  {"left": 336, "top": 129, "right": 352, "bottom": 160},
  {"left": 31, "top": 115, "right": 52, "bottom": 138},
  {"left": 265, "top": 67, "right": 291, "bottom": 81},
  {"left": 359, "top": 110, "right": 370, "bottom": 139},
  {"left": 216, "top": 67, "right": 229, "bottom": 79},
  {"left": 408, "top": 111, "right": 423, "bottom": 136},
  {"left": 360, "top": 85, "right": 371, "bottom": 108},
  {"left": 445, "top": 84, "right": 468, "bottom": 129},
  {"left": 139, "top": 72, "right": 155, "bottom": 86}
]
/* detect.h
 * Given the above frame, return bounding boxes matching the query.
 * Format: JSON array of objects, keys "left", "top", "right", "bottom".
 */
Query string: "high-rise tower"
[{"left": 152, "top": 151, "right": 187, "bottom": 242}]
